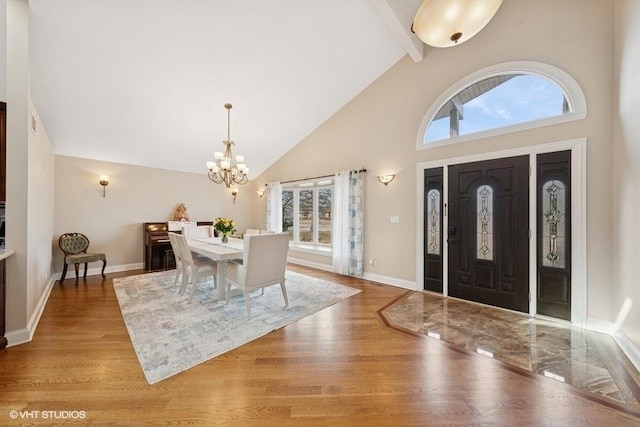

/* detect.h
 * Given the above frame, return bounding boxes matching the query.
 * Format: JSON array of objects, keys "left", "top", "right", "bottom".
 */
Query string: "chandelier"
[{"left": 206, "top": 103, "right": 249, "bottom": 187}]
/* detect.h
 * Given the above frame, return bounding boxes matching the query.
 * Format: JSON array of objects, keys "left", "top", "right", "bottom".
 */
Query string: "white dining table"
[{"left": 187, "top": 237, "right": 244, "bottom": 301}]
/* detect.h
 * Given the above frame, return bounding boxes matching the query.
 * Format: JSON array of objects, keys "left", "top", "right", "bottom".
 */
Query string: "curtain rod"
[{"left": 279, "top": 168, "right": 367, "bottom": 185}]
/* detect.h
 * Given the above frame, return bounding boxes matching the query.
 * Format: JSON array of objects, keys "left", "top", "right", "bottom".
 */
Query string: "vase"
[{"left": 222, "top": 234, "right": 228, "bottom": 244}]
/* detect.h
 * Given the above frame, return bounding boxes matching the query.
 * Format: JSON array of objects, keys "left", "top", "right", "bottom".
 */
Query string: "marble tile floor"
[{"left": 380, "top": 291, "right": 640, "bottom": 417}]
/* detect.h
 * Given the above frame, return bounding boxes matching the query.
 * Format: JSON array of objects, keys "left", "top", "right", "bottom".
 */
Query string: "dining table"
[{"left": 187, "top": 236, "right": 244, "bottom": 301}]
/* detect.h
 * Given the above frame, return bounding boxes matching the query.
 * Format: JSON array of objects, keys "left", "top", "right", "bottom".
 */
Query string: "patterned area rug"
[{"left": 113, "top": 270, "right": 360, "bottom": 384}]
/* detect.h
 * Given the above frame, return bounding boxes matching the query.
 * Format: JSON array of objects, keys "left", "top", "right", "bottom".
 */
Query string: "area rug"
[{"left": 113, "top": 270, "right": 360, "bottom": 384}]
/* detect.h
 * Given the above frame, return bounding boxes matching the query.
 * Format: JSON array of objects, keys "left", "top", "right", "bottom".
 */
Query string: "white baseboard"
[
  {"left": 6, "top": 276, "right": 55, "bottom": 347},
  {"left": 52, "top": 262, "right": 144, "bottom": 281},
  {"left": 361, "top": 272, "right": 417, "bottom": 290},
  {"left": 585, "top": 317, "right": 640, "bottom": 374},
  {"left": 287, "top": 257, "right": 417, "bottom": 290},
  {"left": 287, "top": 256, "right": 333, "bottom": 272}
]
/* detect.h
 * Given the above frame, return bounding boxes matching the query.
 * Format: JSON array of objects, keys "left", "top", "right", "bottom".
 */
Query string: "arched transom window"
[{"left": 417, "top": 62, "right": 587, "bottom": 148}]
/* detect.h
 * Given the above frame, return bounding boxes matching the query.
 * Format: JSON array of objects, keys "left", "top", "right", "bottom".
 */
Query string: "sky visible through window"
[{"left": 425, "top": 74, "right": 566, "bottom": 143}]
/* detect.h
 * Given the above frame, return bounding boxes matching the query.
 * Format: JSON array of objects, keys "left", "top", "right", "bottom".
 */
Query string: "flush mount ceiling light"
[
  {"left": 411, "top": 0, "right": 504, "bottom": 48},
  {"left": 206, "top": 103, "right": 249, "bottom": 188}
]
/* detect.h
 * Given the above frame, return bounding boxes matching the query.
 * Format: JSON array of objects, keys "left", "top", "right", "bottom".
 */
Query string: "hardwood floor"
[{"left": 1, "top": 265, "right": 639, "bottom": 425}]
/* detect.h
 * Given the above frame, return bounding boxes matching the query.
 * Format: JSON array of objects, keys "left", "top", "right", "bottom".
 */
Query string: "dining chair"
[
  {"left": 225, "top": 233, "right": 290, "bottom": 318},
  {"left": 58, "top": 232, "right": 107, "bottom": 283},
  {"left": 167, "top": 232, "right": 185, "bottom": 288},
  {"left": 244, "top": 229, "right": 259, "bottom": 237},
  {"left": 174, "top": 232, "right": 217, "bottom": 302},
  {"left": 182, "top": 225, "right": 214, "bottom": 240}
]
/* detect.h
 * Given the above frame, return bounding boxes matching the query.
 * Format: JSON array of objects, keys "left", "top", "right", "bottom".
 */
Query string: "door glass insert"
[
  {"left": 542, "top": 180, "right": 566, "bottom": 268},
  {"left": 427, "top": 189, "right": 441, "bottom": 255},
  {"left": 476, "top": 185, "right": 494, "bottom": 260}
]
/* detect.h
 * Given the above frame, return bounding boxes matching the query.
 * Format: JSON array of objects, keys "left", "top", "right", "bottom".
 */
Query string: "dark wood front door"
[{"left": 448, "top": 155, "right": 530, "bottom": 313}]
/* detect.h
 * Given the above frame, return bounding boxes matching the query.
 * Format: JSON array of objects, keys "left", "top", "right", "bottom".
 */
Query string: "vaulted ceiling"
[{"left": 28, "top": 0, "right": 424, "bottom": 177}]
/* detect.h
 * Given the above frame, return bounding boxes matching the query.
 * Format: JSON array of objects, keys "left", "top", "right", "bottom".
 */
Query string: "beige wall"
[
  {"left": 254, "top": 0, "right": 618, "bottom": 322},
  {"left": 53, "top": 156, "right": 254, "bottom": 275},
  {"left": 5, "top": 0, "right": 55, "bottom": 345},
  {"left": 613, "top": 0, "right": 640, "bottom": 347}
]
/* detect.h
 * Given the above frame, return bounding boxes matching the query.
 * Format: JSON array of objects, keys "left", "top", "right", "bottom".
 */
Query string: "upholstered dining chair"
[
  {"left": 244, "top": 229, "right": 259, "bottom": 236},
  {"left": 173, "top": 232, "right": 217, "bottom": 302},
  {"left": 167, "top": 232, "right": 185, "bottom": 288},
  {"left": 225, "top": 233, "right": 290, "bottom": 318},
  {"left": 58, "top": 232, "right": 107, "bottom": 283},
  {"left": 182, "top": 225, "right": 214, "bottom": 240}
]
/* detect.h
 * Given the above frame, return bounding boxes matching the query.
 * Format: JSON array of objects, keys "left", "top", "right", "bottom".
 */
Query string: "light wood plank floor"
[{"left": 1, "top": 265, "right": 639, "bottom": 425}]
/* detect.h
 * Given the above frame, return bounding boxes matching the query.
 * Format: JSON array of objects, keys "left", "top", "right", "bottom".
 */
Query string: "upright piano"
[{"left": 143, "top": 221, "right": 215, "bottom": 271}]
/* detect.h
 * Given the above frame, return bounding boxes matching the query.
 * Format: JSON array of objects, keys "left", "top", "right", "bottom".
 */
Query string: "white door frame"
[{"left": 415, "top": 138, "right": 587, "bottom": 326}]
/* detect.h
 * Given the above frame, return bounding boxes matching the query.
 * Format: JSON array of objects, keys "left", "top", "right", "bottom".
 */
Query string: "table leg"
[{"left": 216, "top": 261, "right": 227, "bottom": 301}]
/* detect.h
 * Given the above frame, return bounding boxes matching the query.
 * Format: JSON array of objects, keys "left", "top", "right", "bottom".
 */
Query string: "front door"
[{"left": 448, "top": 155, "right": 530, "bottom": 313}]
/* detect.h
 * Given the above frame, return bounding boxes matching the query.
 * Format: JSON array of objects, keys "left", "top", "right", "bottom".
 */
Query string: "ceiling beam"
[{"left": 371, "top": 0, "right": 425, "bottom": 63}]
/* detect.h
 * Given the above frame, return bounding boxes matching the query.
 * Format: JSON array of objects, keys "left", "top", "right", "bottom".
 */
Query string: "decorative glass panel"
[
  {"left": 476, "top": 185, "right": 494, "bottom": 261},
  {"left": 542, "top": 180, "right": 566, "bottom": 268},
  {"left": 427, "top": 189, "right": 441, "bottom": 255}
]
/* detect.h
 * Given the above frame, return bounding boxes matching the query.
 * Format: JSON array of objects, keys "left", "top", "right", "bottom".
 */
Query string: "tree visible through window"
[
  {"left": 281, "top": 183, "right": 332, "bottom": 246},
  {"left": 425, "top": 74, "right": 568, "bottom": 143}
]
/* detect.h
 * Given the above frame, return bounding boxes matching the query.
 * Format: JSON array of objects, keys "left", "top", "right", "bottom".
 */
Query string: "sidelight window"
[{"left": 426, "top": 189, "right": 441, "bottom": 255}]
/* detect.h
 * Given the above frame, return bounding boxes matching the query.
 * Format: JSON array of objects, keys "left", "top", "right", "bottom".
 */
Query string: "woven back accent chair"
[{"left": 58, "top": 232, "right": 107, "bottom": 283}]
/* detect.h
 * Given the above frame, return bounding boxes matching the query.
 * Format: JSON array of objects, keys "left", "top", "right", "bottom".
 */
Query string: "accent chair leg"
[
  {"left": 74, "top": 263, "right": 80, "bottom": 280},
  {"left": 101, "top": 259, "right": 107, "bottom": 278},
  {"left": 60, "top": 263, "right": 68, "bottom": 283},
  {"left": 84, "top": 263, "right": 88, "bottom": 278}
]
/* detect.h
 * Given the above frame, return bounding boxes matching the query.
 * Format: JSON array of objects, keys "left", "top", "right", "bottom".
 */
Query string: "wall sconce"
[
  {"left": 377, "top": 174, "right": 395, "bottom": 186},
  {"left": 256, "top": 189, "right": 265, "bottom": 198},
  {"left": 99, "top": 175, "right": 109, "bottom": 197},
  {"left": 231, "top": 188, "right": 239, "bottom": 203}
]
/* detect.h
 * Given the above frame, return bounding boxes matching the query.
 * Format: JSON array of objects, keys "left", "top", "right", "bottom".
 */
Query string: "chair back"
[
  {"left": 182, "top": 225, "right": 213, "bottom": 239},
  {"left": 58, "top": 232, "right": 90, "bottom": 255},
  {"left": 242, "top": 233, "right": 289, "bottom": 286},
  {"left": 173, "top": 232, "right": 197, "bottom": 267},
  {"left": 168, "top": 232, "right": 185, "bottom": 265}
]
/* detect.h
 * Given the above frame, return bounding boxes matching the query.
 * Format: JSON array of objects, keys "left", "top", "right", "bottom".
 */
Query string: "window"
[
  {"left": 282, "top": 180, "right": 333, "bottom": 248},
  {"left": 417, "top": 61, "right": 587, "bottom": 148}
]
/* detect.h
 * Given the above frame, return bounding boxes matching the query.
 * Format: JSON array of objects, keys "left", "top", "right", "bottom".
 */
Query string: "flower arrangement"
[{"left": 214, "top": 217, "right": 236, "bottom": 236}]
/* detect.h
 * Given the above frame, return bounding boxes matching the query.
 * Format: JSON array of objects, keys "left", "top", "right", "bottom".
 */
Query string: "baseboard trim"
[
  {"left": 361, "top": 272, "right": 417, "bottom": 290},
  {"left": 613, "top": 329, "right": 640, "bottom": 373},
  {"left": 287, "top": 257, "right": 333, "bottom": 272},
  {"left": 53, "top": 262, "right": 144, "bottom": 281},
  {"left": 6, "top": 276, "right": 55, "bottom": 347}
]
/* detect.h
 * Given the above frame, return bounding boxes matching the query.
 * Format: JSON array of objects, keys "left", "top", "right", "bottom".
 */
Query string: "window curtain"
[
  {"left": 265, "top": 182, "right": 283, "bottom": 232},
  {"left": 332, "top": 170, "right": 365, "bottom": 276}
]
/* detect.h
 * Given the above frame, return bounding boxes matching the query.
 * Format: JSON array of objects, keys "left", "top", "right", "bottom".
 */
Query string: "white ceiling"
[{"left": 28, "top": 0, "right": 423, "bottom": 178}]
